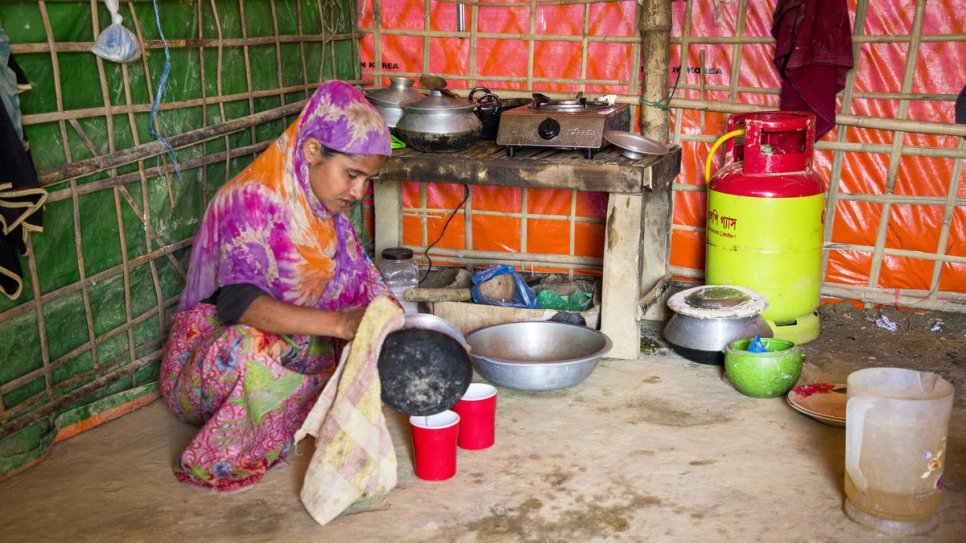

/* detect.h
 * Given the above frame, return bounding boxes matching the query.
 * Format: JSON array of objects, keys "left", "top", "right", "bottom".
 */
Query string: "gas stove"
[{"left": 495, "top": 93, "right": 631, "bottom": 159}]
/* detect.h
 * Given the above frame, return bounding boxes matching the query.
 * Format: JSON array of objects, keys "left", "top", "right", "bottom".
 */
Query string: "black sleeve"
[{"left": 212, "top": 283, "right": 268, "bottom": 325}]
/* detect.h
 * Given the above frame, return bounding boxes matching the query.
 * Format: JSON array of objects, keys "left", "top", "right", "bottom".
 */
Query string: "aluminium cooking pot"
[
  {"left": 365, "top": 76, "right": 425, "bottom": 130},
  {"left": 662, "top": 285, "right": 773, "bottom": 365},
  {"left": 395, "top": 90, "right": 482, "bottom": 152}
]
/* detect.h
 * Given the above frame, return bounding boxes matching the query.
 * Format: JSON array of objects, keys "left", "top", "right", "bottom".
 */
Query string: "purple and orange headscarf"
[
  {"left": 177, "top": 81, "right": 391, "bottom": 312},
  {"left": 292, "top": 81, "right": 391, "bottom": 219}
]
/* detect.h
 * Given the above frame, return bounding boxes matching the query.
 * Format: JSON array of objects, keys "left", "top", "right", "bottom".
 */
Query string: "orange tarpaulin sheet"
[{"left": 359, "top": 0, "right": 965, "bottom": 294}]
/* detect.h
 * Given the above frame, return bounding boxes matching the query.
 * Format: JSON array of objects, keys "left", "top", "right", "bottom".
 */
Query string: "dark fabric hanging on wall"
[
  {"left": 0, "top": 103, "right": 46, "bottom": 300},
  {"left": 772, "top": 0, "right": 855, "bottom": 139},
  {"left": 0, "top": 36, "right": 45, "bottom": 300}
]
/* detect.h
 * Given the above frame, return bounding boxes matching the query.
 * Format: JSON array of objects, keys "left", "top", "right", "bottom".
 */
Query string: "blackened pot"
[
  {"left": 395, "top": 90, "right": 482, "bottom": 153},
  {"left": 377, "top": 327, "right": 473, "bottom": 416}
]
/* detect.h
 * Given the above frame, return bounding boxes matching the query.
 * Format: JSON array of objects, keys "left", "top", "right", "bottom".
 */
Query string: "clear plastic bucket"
[{"left": 844, "top": 367, "right": 954, "bottom": 535}]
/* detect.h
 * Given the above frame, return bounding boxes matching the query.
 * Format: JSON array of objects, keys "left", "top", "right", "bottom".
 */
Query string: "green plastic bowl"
[{"left": 724, "top": 337, "right": 804, "bottom": 398}]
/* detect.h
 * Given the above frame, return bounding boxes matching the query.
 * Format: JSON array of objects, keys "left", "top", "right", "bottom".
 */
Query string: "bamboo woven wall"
[
  {"left": 666, "top": 0, "right": 965, "bottom": 312},
  {"left": 360, "top": 0, "right": 644, "bottom": 275},
  {"left": 0, "top": 0, "right": 360, "bottom": 454},
  {"left": 357, "top": 0, "right": 965, "bottom": 311}
]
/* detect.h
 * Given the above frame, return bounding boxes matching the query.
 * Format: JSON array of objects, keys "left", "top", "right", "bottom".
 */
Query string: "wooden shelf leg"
[
  {"left": 641, "top": 181, "right": 673, "bottom": 321},
  {"left": 601, "top": 193, "right": 644, "bottom": 360}
]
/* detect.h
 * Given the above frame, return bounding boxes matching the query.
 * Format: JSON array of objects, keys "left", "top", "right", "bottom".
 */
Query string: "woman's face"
[{"left": 303, "top": 137, "right": 388, "bottom": 215}]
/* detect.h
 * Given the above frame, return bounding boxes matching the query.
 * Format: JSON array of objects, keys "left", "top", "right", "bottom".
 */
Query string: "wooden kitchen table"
[{"left": 373, "top": 141, "right": 682, "bottom": 360}]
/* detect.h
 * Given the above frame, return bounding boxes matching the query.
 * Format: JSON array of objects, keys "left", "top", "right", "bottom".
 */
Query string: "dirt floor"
[
  {"left": 798, "top": 302, "right": 965, "bottom": 404},
  {"left": 0, "top": 302, "right": 964, "bottom": 542}
]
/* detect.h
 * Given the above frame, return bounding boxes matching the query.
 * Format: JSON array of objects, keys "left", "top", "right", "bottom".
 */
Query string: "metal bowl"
[{"left": 464, "top": 321, "right": 612, "bottom": 391}]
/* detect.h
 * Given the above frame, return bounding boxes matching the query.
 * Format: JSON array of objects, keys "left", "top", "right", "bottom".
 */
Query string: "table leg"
[
  {"left": 600, "top": 193, "right": 644, "bottom": 360},
  {"left": 641, "top": 180, "right": 673, "bottom": 321}
]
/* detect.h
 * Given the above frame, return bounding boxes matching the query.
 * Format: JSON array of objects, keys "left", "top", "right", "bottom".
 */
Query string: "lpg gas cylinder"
[{"left": 704, "top": 111, "right": 825, "bottom": 344}]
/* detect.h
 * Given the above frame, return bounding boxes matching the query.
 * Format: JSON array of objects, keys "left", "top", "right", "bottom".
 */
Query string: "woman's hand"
[{"left": 334, "top": 307, "right": 367, "bottom": 340}]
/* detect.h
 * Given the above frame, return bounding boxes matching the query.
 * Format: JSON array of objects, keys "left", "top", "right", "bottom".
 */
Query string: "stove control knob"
[{"left": 537, "top": 118, "right": 560, "bottom": 140}]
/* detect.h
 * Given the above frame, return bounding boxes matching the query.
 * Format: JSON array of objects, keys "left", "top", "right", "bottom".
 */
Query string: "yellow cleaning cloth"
[{"left": 295, "top": 296, "right": 405, "bottom": 526}]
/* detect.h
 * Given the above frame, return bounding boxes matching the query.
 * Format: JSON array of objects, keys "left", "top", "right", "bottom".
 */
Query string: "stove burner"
[{"left": 530, "top": 93, "right": 612, "bottom": 113}]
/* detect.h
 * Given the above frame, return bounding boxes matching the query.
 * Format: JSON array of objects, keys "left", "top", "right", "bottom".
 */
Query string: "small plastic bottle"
[{"left": 379, "top": 247, "right": 419, "bottom": 314}]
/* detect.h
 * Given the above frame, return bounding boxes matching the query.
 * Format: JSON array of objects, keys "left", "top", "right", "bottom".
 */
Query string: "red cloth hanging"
[{"left": 771, "top": 0, "right": 854, "bottom": 139}]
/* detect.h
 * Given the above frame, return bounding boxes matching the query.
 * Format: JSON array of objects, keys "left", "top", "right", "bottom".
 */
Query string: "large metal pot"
[
  {"left": 366, "top": 77, "right": 425, "bottom": 130},
  {"left": 395, "top": 90, "right": 483, "bottom": 152},
  {"left": 662, "top": 285, "right": 773, "bottom": 365}
]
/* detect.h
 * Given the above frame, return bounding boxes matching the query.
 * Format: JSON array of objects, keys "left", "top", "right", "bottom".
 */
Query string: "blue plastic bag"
[
  {"left": 746, "top": 335, "right": 768, "bottom": 353},
  {"left": 470, "top": 265, "right": 538, "bottom": 309}
]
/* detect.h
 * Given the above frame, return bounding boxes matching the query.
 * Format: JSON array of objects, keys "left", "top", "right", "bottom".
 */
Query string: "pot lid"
[
  {"left": 404, "top": 90, "right": 476, "bottom": 112},
  {"left": 366, "top": 77, "right": 425, "bottom": 107},
  {"left": 667, "top": 285, "right": 768, "bottom": 319},
  {"left": 604, "top": 130, "right": 671, "bottom": 159}
]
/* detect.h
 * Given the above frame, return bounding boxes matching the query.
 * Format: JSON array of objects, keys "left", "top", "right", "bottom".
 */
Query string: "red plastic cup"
[
  {"left": 409, "top": 410, "right": 460, "bottom": 481},
  {"left": 452, "top": 383, "right": 498, "bottom": 450}
]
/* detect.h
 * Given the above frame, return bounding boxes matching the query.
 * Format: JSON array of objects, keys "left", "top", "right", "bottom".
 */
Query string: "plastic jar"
[{"left": 379, "top": 247, "right": 419, "bottom": 314}]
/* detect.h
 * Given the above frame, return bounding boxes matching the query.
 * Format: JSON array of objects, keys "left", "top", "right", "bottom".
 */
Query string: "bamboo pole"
[
  {"left": 820, "top": 284, "right": 966, "bottom": 312},
  {"left": 866, "top": 0, "right": 928, "bottom": 296},
  {"left": 8, "top": 34, "right": 362, "bottom": 55},
  {"left": 369, "top": 27, "right": 640, "bottom": 44},
  {"left": 667, "top": 268, "right": 966, "bottom": 313},
  {"left": 357, "top": 25, "right": 963, "bottom": 45},
  {"left": 1, "top": 299, "right": 173, "bottom": 396},
  {"left": 433, "top": 0, "right": 627, "bottom": 5},
  {"left": 666, "top": 98, "right": 966, "bottom": 137},
  {"left": 412, "top": 246, "right": 603, "bottom": 268},
  {"left": 0, "top": 239, "right": 192, "bottom": 324},
  {"left": 0, "top": 350, "right": 164, "bottom": 438},
  {"left": 36, "top": 101, "right": 306, "bottom": 185},
  {"left": 25, "top": 92, "right": 964, "bottom": 141},
  {"left": 639, "top": 0, "right": 671, "bottom": 142},
  {"left": 44, "top": 141, "right": 270, "bottom": 202}
]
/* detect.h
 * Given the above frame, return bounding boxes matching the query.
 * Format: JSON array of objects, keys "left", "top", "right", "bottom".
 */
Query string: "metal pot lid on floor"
[{"left": 667, "top": 285, "right": 768, "bottom": 320}]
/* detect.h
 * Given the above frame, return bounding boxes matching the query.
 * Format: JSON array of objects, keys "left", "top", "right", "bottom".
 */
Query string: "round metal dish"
[
  {"left": 464, "top": 321, "right": 612, "bottom": 391},
  {"left": 604, "top": 130, "right": 670, "bottom": 159}
]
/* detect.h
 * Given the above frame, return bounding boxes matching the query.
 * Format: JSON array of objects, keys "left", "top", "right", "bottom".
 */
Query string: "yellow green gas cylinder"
[{"left": 704, "top": 111, "right": 825, "bottom": 344}]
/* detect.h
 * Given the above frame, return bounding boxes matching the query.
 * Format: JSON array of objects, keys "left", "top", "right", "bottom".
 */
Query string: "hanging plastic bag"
[
  {"left": 470, "top": 265, "right": 538, "bottom": 309},
  {"left": 91, "top": 0, "right": 141, "bottom": 64}
]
